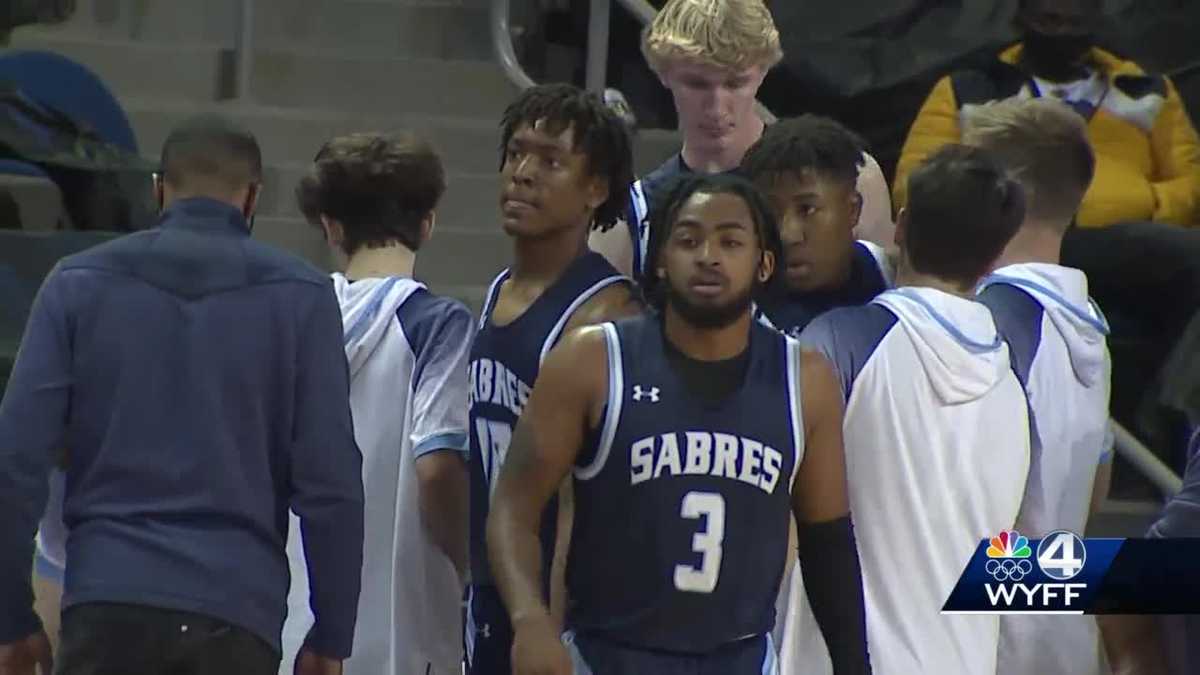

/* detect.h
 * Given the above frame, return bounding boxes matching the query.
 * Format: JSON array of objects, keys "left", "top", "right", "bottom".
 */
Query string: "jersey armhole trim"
[
  {"left": 575, "top": 322, "right": 622, "bottom": 481},
  {"left": 478, "top": 269, "right": 510, "bottom": 330},
  {"left": 786, "top": 336, "right": 805, "bottom": 491},
  {"left": 539, "top": 274, "right": 630, "bottom": 364}
]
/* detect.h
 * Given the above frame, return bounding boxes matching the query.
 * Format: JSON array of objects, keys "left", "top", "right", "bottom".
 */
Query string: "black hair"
[
  {"left": 904, "top": 144, "right": 1026, "bottom": 287},
  {"left": 296, "top": 132, "right": 445, "bottom": 255},
  {"left": 740, "top": 114, "right": 867, "bottom": 188},
  {"left": 642, "top": 173, "right": 783, "bottom": 308},
  {"left": 160, "top": 113, "right": 262, "bottom": 190},
  {"left": 499, "top": 83, "right": 634, "bottom": 231}
]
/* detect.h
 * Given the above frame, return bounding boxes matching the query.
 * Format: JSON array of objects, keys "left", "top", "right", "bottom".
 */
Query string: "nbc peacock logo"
[{"left": 985, "top": 530, "right": 1033, "bottom": 582}]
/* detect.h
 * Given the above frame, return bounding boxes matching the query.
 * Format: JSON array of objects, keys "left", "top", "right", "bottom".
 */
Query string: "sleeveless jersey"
[
  {"left": 566, "top": 314, "right": 804, "bottom": 653},
  {"left": 468, "top": 251, "right": 627, "bottom": 588}
]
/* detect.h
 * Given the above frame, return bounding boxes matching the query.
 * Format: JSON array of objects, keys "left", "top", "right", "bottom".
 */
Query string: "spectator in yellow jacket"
[{"left": 896, "top": 0, "right": 1200, "bottom": 471}]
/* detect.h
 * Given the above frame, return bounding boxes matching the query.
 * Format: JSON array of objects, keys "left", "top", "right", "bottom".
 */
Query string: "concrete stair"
[{"left": 7, "top": 0, "right": 680, "bottom": 309}]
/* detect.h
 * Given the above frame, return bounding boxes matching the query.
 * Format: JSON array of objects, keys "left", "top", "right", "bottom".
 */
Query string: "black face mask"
[{"left": 1022, "top": 30, "right": 1094, "bottom": 80}]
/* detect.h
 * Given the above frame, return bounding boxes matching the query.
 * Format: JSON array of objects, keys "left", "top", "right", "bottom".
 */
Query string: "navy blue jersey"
[
  {"left": 626, "top": 154, "right": 740, "bottom": 282},
  {"left": 756, "top": 241, "right": 891, "bottom": 338},
  {"left": 566, "top": 314, "right": 803, "bottom": 654},
  {"left": 468, "top": 251, "right": 627, "bottom": 588}
]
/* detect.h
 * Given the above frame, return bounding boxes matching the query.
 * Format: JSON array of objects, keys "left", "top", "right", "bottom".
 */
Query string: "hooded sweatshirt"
[
  {"left": 281, "top": 274, "right": 474, "bottom": 675},
  {"left": 798, "top": 286, "right": 1030, "bottom": 675},
  {"left": 979, "top": 263, "right": 1113, "bottom": 675}
]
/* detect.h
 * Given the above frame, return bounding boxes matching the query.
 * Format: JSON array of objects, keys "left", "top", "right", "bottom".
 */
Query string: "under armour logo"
[{"left": 632, "top": 385, "right": 660, "bottom": 402}]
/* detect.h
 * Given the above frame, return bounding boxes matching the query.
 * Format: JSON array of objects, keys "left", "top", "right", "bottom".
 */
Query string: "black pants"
[
  {"left": 57, "top": 603, "right": 280, "bottom": 675},
  {"left": 1061, "top": 221, "right": 1200, "bottom": 475}
]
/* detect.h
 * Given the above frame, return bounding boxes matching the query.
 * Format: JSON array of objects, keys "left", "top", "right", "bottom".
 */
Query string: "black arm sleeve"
[{"left": 797, "top": 515, "right": 872, "bottom": 675}]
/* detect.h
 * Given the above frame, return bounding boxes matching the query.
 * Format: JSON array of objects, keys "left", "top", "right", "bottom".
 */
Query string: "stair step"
[{"left": 37, "top": 0, "right": 492, "bottom": 60}]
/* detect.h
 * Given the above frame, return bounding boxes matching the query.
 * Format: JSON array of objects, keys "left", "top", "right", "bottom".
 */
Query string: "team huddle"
[{"left": 0, "top": 1, "right": 1122, "bottom": 675}]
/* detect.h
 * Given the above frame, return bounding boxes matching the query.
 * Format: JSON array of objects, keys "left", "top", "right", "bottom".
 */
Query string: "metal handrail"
[
  {"left": 1112, "top": 420, "right": 1184, "bottom": 497},
  {"left": 491, "top": 0, "right": 535, "bottom": 91}
]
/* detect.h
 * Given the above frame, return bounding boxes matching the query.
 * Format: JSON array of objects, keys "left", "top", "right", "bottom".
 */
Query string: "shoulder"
[
  {"left": 567, "top": 279, "right": 641, "bottom": 329},
  {"left": 640, "top": 155, "right": 684, "bottom": 202},
  {"left": 946, "top": 53, "right": 1027, "bottom": 106},
  {"left": 398, "top": 289, "right": 474, "bottom": 354},
  {"left": 241, "top": 238, "right": 331, "bottom": 287},
  {"left": 544, "top": 322, "right": 613, "bottom": 378},
  {"left": 799, "top": 304, "right": 898, "bottom": 400}
]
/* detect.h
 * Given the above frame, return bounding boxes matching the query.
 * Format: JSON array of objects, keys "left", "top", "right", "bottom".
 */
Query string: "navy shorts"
[
  {"left": 564, "top": 631, "right": 778, "bottom": 675},
  {"left": 465, "top": 585, "right": 513, "bottom": 675}
]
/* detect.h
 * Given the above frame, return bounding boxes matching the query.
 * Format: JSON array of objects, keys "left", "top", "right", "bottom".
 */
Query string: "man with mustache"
[
  {"left": 465, "top": 83, "right": 642, "bottom": 675},
  {"left": 489, "top": 173, "right": 870, "bottom": 675},
  {"left": 587, "top": 0, "right": 896, "bottom": 281}
]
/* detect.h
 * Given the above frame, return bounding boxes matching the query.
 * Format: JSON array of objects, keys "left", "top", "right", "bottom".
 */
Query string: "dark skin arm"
[
  {"left": 1098, "top": 615, "right": 1169, "bottom": 675},
  {"left": 547, "top": 280, "right": 641, "bottom": 625},
  {"left": 792, "top": 351, "right": 852, "bottom": 524},
  {"left": 793, "top": 350, "right": 871, "bottom": 674},
  {"left": 487, "top": 327, "right": 609, "bottom": 675}
]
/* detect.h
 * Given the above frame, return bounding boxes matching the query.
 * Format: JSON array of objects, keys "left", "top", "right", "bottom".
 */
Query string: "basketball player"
[
  {"left": 799, "top": 145, "right": 1030, "bottom": 675},
  {"left": 964, "top": 99, "right": 1114, "bottom": 675},
  {"left": 740, "top": 115, "right": 893, "bottom": 337},
  {"left": 488, "top": 173, "right": 871, "bottom": 675},
  {"left": 587, "top": 0, "right": 895, "bottom": 279},
  {"left": 466, "top": 83, "right": 642, "bottom": 675},
  {"left": 279, "top": 132, "right": 471, "bottom": 675},
  {"left": 739, "top": 116, "right": 893, "bottom": 673}
]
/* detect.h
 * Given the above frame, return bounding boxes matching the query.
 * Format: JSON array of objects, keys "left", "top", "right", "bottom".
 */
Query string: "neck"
[
  {"left": 662, "top": 305, "right": 752, "bottom": 361},
  {"left": 894, "top": 264, "right": 975, "bottom": 299},
  {"left": 993, "top": 222, "right": 1064, "bottom": 269},
  {"left": 344, "top": 242, "right": 417, "bottom": 280},
  {"left": 680, "top": 116, "right": 765, "bottom": 173},
  {"left": 511, "top": 225, "right": 590, "bottom": 283}
]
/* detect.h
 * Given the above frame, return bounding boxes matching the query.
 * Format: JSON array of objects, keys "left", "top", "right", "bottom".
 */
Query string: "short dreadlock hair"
[
  {"left": 740, "top": 115, "right": 867, "bottom": 188},
  {"left": 642, "top": 173, "right": 784, "bottom": 308},
  {"left": 499, "top": 83, "right": 634, "bottom": 231}
]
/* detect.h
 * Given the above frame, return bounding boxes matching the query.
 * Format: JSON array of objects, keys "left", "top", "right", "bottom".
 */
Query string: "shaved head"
[{"left": 159, "top": 114, "right": 262, "bottom": 196}]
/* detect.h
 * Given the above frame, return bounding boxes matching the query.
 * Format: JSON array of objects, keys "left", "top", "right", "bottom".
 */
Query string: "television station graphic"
[{"left": 942, "top": 530, "right": 1200, "bottom": 615}]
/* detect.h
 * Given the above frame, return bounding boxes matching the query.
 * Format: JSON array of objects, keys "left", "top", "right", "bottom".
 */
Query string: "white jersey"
[
  {"left": 281, "top": 274, "right": 473, "bottom": 675},
  {"left": 980, "top": 263, "right": 1113, "bottom": 675},
  {"left": 793, "top": 287, "right": 1030, "bottom": 675}
]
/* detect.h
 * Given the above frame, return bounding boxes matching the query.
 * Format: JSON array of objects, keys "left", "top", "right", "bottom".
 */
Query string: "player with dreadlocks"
[{"left": 465, "top": 83, "right": 642, "bottom": 675}]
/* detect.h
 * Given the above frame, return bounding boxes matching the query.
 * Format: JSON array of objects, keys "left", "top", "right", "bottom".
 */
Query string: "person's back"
[
  {"left": 282, "top": 133, "right": 471, "bottom": 675},
  {"left": 965, "top": 97, "right": 1114, "bottom": 675},
  {"left": 0, "top": 115, "right": 364, "bottom": 675},
  {"left": 800, "top": 145, "right": 1030, "bottom": 675}
]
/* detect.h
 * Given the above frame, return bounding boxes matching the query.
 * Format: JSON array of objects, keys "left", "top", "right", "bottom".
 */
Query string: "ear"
[
  {"left": 153, "top": 174, "right": 165, "bottom": 212},
  {"left": 586, "top": 175, "right": 610, "bottom": 214},
  {"left": 245, "top": 182, "right": 262, "bottom": 218},
  {"left": 757, "top": 248, "right": 776, "bottom": 284},
  {"left": 319, "top": 214, "right": 344, "bottom": 247},
  {"left": 894, "top": 207, "right": 908, "bottom": 249},
  {"left": 420, "top": 211, "right": 437, "bottom": 245},
  {"left": 848, "top": 190, "right": 864, "bottom": 231}
]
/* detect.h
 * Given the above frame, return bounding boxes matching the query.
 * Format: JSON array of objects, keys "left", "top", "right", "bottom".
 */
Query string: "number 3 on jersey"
[
  {"left": 674, "top": 492, "right": 725, "bottom": 593},
  {"left": 476, "top": 418, "right": 512, "bottom": 498}
]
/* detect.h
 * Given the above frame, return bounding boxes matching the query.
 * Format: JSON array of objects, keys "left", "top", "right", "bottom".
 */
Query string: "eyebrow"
[{"left": 673, "top": 219, "right": 751, "bottom": 232}]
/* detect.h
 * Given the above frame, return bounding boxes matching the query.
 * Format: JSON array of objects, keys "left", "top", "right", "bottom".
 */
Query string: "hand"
[
  {"left": 0, "top": 631, "right": 52, "bottom": 675},
  {"left": 294, "top": 648, "right": 342, "bottom": 675},
  {"left": 511, "top": 614, "right": 571, "bottom": 675}
]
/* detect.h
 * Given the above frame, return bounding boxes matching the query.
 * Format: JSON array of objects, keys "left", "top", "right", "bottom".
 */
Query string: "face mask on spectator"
[{"left": 1023, "top": 29, "right": 1093, "bottom": 78}]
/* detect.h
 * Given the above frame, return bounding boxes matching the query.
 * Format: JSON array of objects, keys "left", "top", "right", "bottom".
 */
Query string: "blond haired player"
[{"left": 588, "top": 0, "right": 896, "bottom": 278}]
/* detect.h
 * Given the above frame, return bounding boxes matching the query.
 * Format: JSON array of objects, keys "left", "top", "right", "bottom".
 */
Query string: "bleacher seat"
[{"left": 0, "top": 50, "right": 138, "bottom": 153}]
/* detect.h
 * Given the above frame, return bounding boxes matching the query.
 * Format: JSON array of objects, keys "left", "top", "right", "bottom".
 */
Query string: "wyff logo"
[{"left": 982, "top": 530, "right": 1088, "bottom": 612}]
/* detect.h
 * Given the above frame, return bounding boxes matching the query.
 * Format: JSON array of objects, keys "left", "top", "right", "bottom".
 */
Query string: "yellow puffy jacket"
[{"left": 893, "top": 45, "right": 1200, "bottom": 228}]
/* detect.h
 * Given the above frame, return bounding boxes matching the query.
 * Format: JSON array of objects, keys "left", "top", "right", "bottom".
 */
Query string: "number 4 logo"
[{"left": 1036, "top": 530, "right": 1087, "bottom": 581}]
